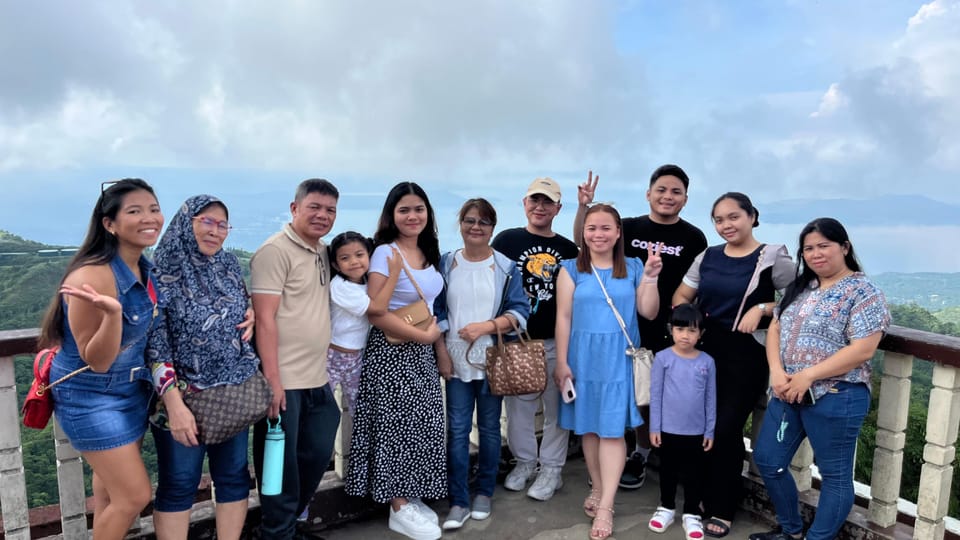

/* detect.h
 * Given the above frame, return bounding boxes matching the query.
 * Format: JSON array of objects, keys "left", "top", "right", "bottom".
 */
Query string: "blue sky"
[{"left": 1, "top": 1, "right": 958, "bottom": 273}]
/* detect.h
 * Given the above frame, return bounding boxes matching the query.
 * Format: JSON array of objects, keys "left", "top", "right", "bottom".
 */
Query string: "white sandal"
[
  {"left": 682, "top": 513, "right": 705, "bottom": 540},
  {"left": 648, "top": 506, "right": 675, "bottom": 533}
]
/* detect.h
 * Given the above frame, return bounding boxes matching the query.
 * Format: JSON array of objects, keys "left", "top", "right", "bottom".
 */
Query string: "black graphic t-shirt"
[
  {"left": 492, "top": 228, "right": 579, "bottom": 340},
  {"left": 622, "top": 216, "right": 707, "bottom": 352}
]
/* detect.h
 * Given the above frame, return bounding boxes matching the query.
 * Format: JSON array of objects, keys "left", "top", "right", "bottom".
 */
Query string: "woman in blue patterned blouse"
[
  {"left": 146, "top": 195, "right": 257, "bottom": 540},
  {"left": 749, "top": 218, "right": 890, "bottom": 540}
]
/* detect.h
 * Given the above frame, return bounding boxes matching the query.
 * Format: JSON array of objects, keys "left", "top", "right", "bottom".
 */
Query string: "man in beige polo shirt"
[{"left": 251, "top": 178, "right": 340, "bottom": 540}]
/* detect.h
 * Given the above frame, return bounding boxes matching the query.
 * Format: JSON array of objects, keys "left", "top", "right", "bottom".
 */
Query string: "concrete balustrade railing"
[{"left": 2, "top": 325, "right": 959, "bottom": 539}]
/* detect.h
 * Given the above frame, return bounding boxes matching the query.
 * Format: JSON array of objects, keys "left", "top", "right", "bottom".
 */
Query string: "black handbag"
[{"left": 181, "top": 371, "right": 272, "bottom": 445}]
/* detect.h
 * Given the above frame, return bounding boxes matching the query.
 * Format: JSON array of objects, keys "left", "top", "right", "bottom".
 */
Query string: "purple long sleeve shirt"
[{"left": 649, "top": 348, "right": 717, "bottom": 439}]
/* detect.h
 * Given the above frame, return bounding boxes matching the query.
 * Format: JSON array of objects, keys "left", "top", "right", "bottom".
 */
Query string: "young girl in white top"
[{"left": 328, "top": 231, "right": 399, "bottom": 415}]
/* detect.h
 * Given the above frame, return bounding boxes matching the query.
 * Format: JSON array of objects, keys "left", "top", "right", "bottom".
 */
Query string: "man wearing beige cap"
[{"left": 491, "top": 177, "right": 578, "bottom": 502}]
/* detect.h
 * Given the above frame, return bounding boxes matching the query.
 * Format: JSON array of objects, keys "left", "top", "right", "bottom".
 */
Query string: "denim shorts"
[
  {"left": 51, "top": 369, "right": 152, "bottom": 452},
  {"left": 152, "top": 425, "right": 251, "bottom": 512}
]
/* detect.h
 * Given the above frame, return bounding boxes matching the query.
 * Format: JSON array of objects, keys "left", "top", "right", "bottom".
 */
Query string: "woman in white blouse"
[{"left": 434, "top": 198, "right": 530, "bottom": 530}]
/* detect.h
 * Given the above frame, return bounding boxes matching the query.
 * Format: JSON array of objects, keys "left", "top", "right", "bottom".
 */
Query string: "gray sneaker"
[
  {"left": 526, "top": 465, "right": 563, "bottom": 501},
  {"left": 442, "top": 505, "right": 471, "bottom": 530},
  {"left": 504, "top": 460, "right": 537, "bottom": 491},
  {"left": 470, "top": 494, "right": 492, "bottom": 520}
]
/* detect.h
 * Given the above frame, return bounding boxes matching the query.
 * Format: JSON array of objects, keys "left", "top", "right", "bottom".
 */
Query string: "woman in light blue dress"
[{"left": 554, "top": 203, "right": 662, "bottom": 540}]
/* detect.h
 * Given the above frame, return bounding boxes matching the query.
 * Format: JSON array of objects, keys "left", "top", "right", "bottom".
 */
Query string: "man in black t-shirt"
[
  {"left": 574, "top": 165, "right": 707, "bottom": 490},
  {"left": 492, "top": 177, "right": 579, "bottom": 502}
]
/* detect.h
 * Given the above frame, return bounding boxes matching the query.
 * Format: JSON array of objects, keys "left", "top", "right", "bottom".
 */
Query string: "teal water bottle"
[{"left": 261, "top": 416, "right": 284, "bottom": 496}]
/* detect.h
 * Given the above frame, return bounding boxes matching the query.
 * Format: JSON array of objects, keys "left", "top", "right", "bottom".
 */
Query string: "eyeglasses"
[
  {"left": 524, "top": 196, "right": 559, "bottom": 209},
  {"left": 587, "top": 201, "right": 616, "bottom": 208},
  {"left": 316, "top": 253, "right": 327, "bottom": 286},
  {"left": 193, "top": 216, "right": 233, "bottom": 234},
  {"left": 461, "top": 217, "right": 494, "bottom": 228}
]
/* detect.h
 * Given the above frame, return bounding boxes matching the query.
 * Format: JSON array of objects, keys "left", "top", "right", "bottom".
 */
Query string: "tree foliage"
[{"left": 857, "top": 303, "right": 960, "bottom": 517}]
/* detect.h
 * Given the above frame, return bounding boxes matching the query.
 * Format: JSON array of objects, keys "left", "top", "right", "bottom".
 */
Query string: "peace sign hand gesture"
[
  {"left": 578, "top": 170, "right": 599, "bottom": 206},
  {"left": 643, "top": 242, "right": 664, "bottom": 278}
]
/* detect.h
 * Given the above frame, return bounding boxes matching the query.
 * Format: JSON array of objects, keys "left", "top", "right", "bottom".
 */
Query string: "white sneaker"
[
  {"left": 526, "top": 465, "right": 563, "bottom": 501},
  {"left": 504, "top": 460, "right": 537, "bottom": 491},
  {"left": 410, "top": 497, "right": 439, "bottom": 525},
  {"left": 388, "top": 503, "right": 442, "bottom": 540}
]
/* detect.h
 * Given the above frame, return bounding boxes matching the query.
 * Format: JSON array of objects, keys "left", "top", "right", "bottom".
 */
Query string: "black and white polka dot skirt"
[{"left": 344, "top": 327, "right": 447, "bottom": 503}]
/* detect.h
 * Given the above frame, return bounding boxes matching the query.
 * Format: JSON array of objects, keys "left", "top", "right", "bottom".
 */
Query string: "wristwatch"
[{"left": 757, "top": 303, "right": 768, "bottom": 316}]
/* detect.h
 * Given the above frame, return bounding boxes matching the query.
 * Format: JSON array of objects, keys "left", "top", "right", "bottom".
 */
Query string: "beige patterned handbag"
[{"left": 483, "top": 318, "right": 547, "bottom": 396}]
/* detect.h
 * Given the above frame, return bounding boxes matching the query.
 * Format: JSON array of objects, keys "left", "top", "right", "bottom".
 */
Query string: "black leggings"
[
  {"left": 699, "top": 327, "right": 769, "bottom": 521},
  {"left": 658, "top": 432, "right": 707, "bottom": 514}
]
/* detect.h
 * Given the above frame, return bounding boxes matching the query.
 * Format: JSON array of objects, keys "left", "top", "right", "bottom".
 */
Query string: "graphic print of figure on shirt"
[{"left": 520, "top": 248, "right": 563, "bottom": 315}]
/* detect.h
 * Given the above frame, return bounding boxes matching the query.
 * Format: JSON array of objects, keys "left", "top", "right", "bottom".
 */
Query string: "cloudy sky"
[{"left": 1, "top": 0, "right": 958, "bottom": 273}]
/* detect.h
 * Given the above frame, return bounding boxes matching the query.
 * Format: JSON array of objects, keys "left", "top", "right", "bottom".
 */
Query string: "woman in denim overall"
[{"left": 40, "top": 179, "right": 165, "bottom": 539}]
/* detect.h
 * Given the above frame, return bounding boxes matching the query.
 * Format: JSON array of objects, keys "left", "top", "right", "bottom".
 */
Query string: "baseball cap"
[{"left": 525, "top": 177, "right": 562, "bottom": 202}]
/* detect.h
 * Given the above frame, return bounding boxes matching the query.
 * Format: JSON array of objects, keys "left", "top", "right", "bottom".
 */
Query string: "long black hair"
[
  {"left": 779, "top": 217, "right": 861, "bottom": 313},
  {"left": 39, "top": 179, "right": 157, "bottom": 347},
  {"left": 373, "top": 182, "right": 440, "bottom": 268}
]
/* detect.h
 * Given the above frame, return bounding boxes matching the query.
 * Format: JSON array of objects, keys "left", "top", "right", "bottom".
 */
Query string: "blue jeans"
[
  {"left": 446, "top": 378, "right": 502, "bottom": 508},
  {"left": 153, "top": 425, "right": 251, "bottom": 511},
  {"left": 753, "top": 382, "right": 869, "bottom": 540}
]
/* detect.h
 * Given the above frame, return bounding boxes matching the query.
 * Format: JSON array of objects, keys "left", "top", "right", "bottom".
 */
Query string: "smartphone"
[
  {"left": 562, "top": 378, "right": 576, "bottom": 403},
  {"left": 801, "top": 388, "right": 816, "bottom": 406}
]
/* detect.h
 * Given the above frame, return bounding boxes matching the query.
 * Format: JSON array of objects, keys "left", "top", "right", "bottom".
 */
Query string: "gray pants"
[{"left": 504, "top": 339, "right": 568, "bottom": 468}]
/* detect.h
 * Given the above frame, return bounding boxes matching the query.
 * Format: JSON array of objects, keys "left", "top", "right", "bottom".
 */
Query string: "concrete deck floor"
[{"left": 320, "top": 458, "right": 767, "bottom": 540}]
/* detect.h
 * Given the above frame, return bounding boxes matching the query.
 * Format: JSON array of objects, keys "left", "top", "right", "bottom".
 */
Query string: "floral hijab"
[{"left": 149, "top": 194, "right": 257, "bottom": 389}]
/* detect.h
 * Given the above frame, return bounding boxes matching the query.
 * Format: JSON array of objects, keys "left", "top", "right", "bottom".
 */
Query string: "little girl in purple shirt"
[{"left": 648, "top": 303, "right": 717, "bottom": 540}]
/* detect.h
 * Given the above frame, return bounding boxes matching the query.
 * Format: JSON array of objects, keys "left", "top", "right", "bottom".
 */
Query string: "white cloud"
[
  {"left": 810, "top": 83, "right": 847, "bottom": 118},
  {"left": 0, "top": 1, "right": 653, "bottom": 184},
  {"left": 2, "top": 0, "right": 960, "bottom": 236},
  {"left": 907, "top": 0, "right": 949, "bottom": 27},
  {"left": 0, "top": 85, "right": 160, "bottom": 171},
  {"left": 896, "top": 0, "right": 960, "bottom": 168},
  {"left": 673, "top": 0, "right": 960, "bottom": 206}
]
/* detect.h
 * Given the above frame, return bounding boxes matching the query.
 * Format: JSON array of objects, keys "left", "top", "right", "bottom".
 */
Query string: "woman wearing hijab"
[{"left": 146, "top": 195, "right": 257, "bottom": 540}]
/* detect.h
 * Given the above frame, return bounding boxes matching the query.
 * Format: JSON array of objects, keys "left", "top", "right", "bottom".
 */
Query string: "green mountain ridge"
[
  {"left": 0, "top": 229, "right": 71, "bottom": 252},
  {"left": 872, "top": 272, "right": 960, "bottom": 310},
  {"left": 0, "top": 230, "right": 253, "bottom": 332}
]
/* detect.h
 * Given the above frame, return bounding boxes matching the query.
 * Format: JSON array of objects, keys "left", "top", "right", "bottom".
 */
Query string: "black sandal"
[{"left": 704, "top": 517, "right": 731, "bottom": 538}]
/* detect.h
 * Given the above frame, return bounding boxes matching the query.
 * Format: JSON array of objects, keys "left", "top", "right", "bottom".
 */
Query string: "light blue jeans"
[{"left": 753, "top": 382, "right": 870, "bottom": 540}]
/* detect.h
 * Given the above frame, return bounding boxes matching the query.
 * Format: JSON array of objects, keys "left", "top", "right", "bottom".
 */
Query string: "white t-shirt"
[
  {"left": 369, "top": 243, "right": 444, "bottom": 312},
  {"left": 330, "top": 275, "right": 371, "bottom": 350},
  {"left": 444, "top": 251, "right": 496, "bottom": 381}
]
